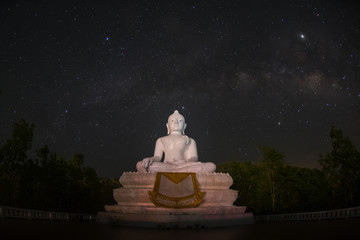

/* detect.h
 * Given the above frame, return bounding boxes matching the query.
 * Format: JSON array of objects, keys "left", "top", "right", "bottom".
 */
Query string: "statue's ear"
[
  {"left": 183, "top": 123, "right": 187, "bottom": 135},
  {"left": 166, "top": 123, "right": 170, "bottom": 135}
]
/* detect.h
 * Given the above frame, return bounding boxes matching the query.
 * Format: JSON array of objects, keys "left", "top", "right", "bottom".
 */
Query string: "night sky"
[{"left": 1, "top": 0, "right": 359, "bottom": 178}]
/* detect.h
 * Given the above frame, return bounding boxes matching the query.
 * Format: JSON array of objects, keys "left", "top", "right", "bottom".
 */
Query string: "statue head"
[{"left": 166, "top": 110, "right": 186, "bottom": 135}]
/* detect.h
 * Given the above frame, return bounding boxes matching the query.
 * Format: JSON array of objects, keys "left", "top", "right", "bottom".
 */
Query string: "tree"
[
  {"left": 99, "top": 177, "right": 121, "bottom": 207},
  {"left": 36, "top": 145, "right": 57, "bottom": 165},
  {"left": 0, "top": 121, "right": 121, "bottom": 213},
  {"left": 0, "top": 120, "right": 34, "bottom": 206},
  {"left": 16, "top": 158, "right": 41, "bottom": 209},
  {"left": 319, "top": 127, "right": 360, "bottom": 207},
  {"left": 258, "top": 145, "right": 285, "bottom": 213},
  {"left": 217, "top": 161, "right": 260, "bottom": 209},
  {"left": 277, "top": 166, "right": 330, "bottom": 213}
]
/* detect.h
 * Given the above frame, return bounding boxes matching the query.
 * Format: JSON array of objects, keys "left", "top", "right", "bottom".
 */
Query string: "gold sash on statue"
[{"left": 148, "top": 172, "right": 205, "bottom": 208}]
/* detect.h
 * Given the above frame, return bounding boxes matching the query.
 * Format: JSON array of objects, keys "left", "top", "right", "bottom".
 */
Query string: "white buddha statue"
[{"left": 136, "top": 110, "right": 216, "bottom": 173}]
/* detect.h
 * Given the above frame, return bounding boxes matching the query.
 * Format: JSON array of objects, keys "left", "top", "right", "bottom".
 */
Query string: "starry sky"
[{"left": 1, "top": 0, "right": 360, "bottom": 177}]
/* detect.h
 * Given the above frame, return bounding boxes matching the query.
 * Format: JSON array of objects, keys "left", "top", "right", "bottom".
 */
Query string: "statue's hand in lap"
[
  {"left": 186, "top": 157, "right": 198, "bottom": 162},
  {"left": 142, "top": 157, "right": 153, "bottom": 171},
  {"left": 172, "top": 158, "right": 186, "bottom": 164}
]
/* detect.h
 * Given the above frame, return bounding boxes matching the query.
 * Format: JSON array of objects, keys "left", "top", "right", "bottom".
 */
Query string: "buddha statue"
[{"left": 136, "top": 110, "right": 216, "bottom": 173}]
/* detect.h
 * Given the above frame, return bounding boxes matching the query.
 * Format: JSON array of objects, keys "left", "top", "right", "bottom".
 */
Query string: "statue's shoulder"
[
  {"left": 157, "top": 136, "right": 169, "bottom": 144},
  {"left": 188, "top": 136, "right": 196, "bottom": 144},
  {"left": 157, "top": 136, "right": 168, "bottom": 141},
  {"left": 186, "top": 135, "right": 194, "bottom": 140},
  {"left": 182, "top": 135, "right": 196, "bottom": 145}
]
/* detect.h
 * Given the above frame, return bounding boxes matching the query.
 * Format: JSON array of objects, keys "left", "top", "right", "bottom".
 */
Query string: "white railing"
[
  {"left": 255, "top": 206, "right": 360, "bottom": 222},
  {"left": 0, "top": 206, "right": 96, "bottom": 221}
]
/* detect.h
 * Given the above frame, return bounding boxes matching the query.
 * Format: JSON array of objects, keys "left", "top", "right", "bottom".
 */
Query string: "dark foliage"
[
  {"left": 217, "top": 130, "right": 360, "bottom": 215},
  {"left": 319, "top": 127, "right": 360, "bottom": 208},
  {"left": 0, "top": 120, "right": 120, "bottom": 214}
]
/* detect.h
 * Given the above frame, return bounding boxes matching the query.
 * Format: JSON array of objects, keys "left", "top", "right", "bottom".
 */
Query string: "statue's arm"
[
  {"left": 142, "top": 139, "right": 163, "bottom": 170},
  {"left": 186, "top": 138, "right": 198, "bottom": 162},
  {"left": 152, "top": 138, "right": 163, "bottom": 162}
]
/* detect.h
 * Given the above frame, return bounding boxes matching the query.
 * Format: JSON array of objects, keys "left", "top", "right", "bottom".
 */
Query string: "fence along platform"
[
  {"left": 0, "top": 206, "right": 95, "bottom": 221},
  {"left": 255, "top": 206, "right": 360, "bottom": 222},
  {"left": 2, "top": 205, "right": 359, "bottom": 223}
]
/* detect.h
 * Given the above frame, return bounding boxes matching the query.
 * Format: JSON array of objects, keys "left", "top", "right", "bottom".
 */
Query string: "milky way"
[{"left": 1, "top": 0, "right": 359, "bottom": 177}]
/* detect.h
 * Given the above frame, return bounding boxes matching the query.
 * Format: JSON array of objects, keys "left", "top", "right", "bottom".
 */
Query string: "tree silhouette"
[
  {"left": 319, "top": 127, "right": 360, "bottom": 207},
  {"left": 0, "top": 120, "right": 34, "bottom": 206},
  {"left": 258, "top": 146, "right": 285, "bottom": 213},
  {"left": 0, "top": 120, "right": 121, "bottom": 213},
  {"left": 217, "top": 146, "right": 330, "bottom": 214}
]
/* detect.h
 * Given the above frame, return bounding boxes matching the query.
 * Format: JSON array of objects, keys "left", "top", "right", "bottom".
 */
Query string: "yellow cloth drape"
[{"left": 148, "top": 172, "right": 205, "bottom": 208}]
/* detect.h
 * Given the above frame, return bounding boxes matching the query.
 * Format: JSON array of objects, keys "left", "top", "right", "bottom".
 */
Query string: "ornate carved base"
[
  {"left": 97, "top": 172, "right": 254, "bottom": 227},
  {"left": 113, "top": 188, "right": 238, "bottom": 207},
  {"left": 115, "top": 172, "right": 238, "bottom": 207}
]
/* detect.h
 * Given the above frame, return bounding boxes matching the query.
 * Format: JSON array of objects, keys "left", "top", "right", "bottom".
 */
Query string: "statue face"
[
  {"left": 168, "top": 116, "right": 185, "bottom": 132},
  {"left": 167, "top": 110, "right": 186, "bottom": 134}
]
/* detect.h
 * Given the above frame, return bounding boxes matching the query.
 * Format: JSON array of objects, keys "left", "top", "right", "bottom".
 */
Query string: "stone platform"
[
  {"left": 97, "top": 206, "right": 254, "bottom": 228},
  {"left": 97, "top": 172, "right": 254, "bottom": 228}
]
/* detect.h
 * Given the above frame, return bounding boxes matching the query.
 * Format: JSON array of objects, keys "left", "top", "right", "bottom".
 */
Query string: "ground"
[{"left": 1, "top": 218, "right": 360, "bottom": 240}]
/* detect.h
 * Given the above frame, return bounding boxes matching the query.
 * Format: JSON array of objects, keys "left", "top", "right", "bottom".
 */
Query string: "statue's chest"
[{"left": 162, "top": 137, "right": 189, "bottom": 152}]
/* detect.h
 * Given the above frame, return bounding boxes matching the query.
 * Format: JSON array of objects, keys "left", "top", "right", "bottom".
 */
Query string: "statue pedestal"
[{"left": 97, "top": 172, "right": 254, "bottom": 228}]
